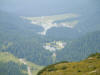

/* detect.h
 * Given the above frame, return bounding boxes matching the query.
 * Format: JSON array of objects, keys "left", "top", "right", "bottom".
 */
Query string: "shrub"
[
  {"left": 78, "top": 70, "right": 81, "bottom": 72},
  {"left": 62, "top": 66, "right": 67, "bottom": 70},
  {"left": 47, "top": 68, "right": 57, "bottom": 72}
]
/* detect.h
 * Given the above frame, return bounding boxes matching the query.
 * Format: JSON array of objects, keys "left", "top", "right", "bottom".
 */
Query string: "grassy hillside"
[
  {"left": 38, "top": 53, "right": 100, "bottom": 75},
  {"left": 0, "top": 52, "right": 43, "bottom": 75}
]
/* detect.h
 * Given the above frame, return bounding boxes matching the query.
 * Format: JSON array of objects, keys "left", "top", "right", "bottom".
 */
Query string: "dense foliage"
[
  {"left": 56, "top": 31, "right": 100, "bottom": 62},
  {"left": 0, "top": 52, "right": 43, "bottom": 75},
  {"left": 0, "top": 10, "right": 100, "bottom": 66},
  {"left": 0, "top": 52, "right": 27, "bottom": 75}
]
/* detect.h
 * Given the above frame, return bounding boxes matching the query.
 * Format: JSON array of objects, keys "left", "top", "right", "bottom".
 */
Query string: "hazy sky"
[{"left": 0, "top": 0, "right": 99, "bottom": 16}]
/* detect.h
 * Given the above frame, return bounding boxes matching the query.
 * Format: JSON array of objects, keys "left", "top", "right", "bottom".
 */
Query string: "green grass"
[{"left": 38, "top": 53, "right": 100, "bottom": 75}]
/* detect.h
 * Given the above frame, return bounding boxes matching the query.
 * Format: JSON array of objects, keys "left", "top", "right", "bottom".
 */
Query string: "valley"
[
  {"left": 0, "top": 11, "right": 100, "bottom": 65},
  {"left": 0, "top": 0, "right": 100, "bottom": 75}
]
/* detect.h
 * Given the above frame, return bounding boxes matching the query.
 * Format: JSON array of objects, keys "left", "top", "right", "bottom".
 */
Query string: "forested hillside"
[
  {"left": 0, "top": 52, "right": 43, "bottom": 75},
  {"left": 0, "top": 52, "right": 27, "bottom": 75},
  {"left": 0, "top": 10, "right": 52, "bottom": 65},
  {"left": 56, "top": 31, "right": 100, "bottom": 62},
  {"left": 0, "top": 10, "right": 100, "bottom": 66}
]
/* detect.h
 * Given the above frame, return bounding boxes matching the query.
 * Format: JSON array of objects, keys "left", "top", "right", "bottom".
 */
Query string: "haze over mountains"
[
  {"left": 0, "top": 9, "right": 100, "bottom": 65},
  {"left": 21, "top": 13, "right": 79, "bottom": 35},
  {"left": 0, "top": 0, "right": 100, "bottom": 75}
]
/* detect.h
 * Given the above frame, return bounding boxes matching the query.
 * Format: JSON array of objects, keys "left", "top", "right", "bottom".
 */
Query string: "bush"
[
  {"left": 78, "top": 70, "right": 81, "bottom": 72},
  {"left": 62, "top": 66, "right": 67, "bottom": 70},
  {"left": 47, "top": 68, "right": 57, "bottom": 72}
]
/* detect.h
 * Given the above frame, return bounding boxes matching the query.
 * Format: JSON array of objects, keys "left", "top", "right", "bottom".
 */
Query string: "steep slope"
[
  {"left": 0, "top": 52, "right": 43, "bottom": 75},
  {"left": 38, "top": 53, "right": 100, "bottom": 75}
]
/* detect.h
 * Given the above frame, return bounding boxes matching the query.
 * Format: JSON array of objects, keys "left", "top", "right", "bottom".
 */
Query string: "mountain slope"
[
  {"left": 0, "top": 52, "right": 27, "bottom": 75},
  {"left": 38, "top": 53, "right": 100, "bottom": 75},
  {"left": 0, "top": 52, "right": 43, "bottom": 75}
]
